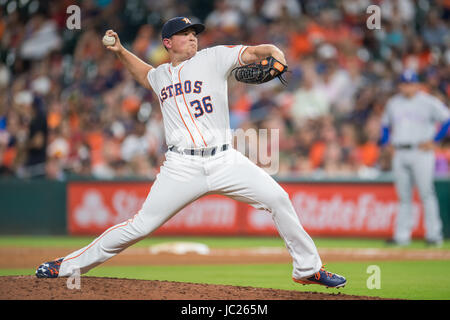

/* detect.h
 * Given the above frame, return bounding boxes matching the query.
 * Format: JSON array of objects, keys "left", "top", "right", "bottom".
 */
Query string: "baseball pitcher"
[{"left": 36, "top": 17, "right": 346, "bottom": 288}]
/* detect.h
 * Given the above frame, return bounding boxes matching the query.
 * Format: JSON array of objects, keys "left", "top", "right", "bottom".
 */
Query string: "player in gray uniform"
[{"left": 380, "top": 70, "right": 450, "bottom": 246}]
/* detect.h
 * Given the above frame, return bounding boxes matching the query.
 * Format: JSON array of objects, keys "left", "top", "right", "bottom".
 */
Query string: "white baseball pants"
[{"left": 59, "top": 148, "right": 322, "bottom": 279}]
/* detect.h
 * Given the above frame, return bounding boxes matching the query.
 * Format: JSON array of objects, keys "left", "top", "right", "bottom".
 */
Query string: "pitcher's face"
[{"left": 164, "top": 27, "right": 198, "bottom": 59}]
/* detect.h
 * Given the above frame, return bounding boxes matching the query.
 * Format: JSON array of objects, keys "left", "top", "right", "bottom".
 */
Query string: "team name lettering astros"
[{"left": 160, "top": 80, "right": 203, "bottom": 103}]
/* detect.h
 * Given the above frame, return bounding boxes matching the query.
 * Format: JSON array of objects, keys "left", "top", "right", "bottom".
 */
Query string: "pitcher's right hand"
[{"left": 104, "top": 30, "right": 123, "bottom": 53}]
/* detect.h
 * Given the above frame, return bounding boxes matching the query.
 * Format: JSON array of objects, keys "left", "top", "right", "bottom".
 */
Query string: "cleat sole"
[{"left": 293, "top": 277, "right": 347, "bottom": 289}]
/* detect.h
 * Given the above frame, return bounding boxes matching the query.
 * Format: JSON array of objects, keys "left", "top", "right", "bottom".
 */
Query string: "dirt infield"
[
  {"left": 2, "top": 245, "right": 448, "bottom": 300},
  {"left": 1, "top": 246, "right": 449, "bottom": 269},
  {"left": 0, "top": 276, "right": 381, "bottom": 300}
]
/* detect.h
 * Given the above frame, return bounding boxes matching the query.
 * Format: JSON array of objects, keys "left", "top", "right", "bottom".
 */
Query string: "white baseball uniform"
[{"left": 59, "top": 45, "right": 322, "bottom": 280}]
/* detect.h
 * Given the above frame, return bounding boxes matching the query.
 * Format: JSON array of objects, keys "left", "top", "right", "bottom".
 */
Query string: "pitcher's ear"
[{"left": 162, "top": 38, "right": 171, "bottom": 50}]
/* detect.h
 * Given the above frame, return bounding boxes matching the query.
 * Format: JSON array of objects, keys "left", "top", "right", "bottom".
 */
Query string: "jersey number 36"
[{"left": 190, "top": 96, "right": 213, "bottom": 118}]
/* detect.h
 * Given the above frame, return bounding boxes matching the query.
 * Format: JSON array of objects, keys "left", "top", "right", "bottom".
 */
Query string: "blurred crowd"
[{"left": 0, "top": 0, "right": 449, "bottom": 180}]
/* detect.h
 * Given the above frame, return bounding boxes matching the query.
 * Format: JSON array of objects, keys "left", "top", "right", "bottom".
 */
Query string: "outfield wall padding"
[{"left": 0, "top": 178, "right": 66, "bottom": 234}]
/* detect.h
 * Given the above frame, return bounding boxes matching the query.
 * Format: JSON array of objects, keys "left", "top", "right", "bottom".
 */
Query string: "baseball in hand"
[{"left": 102, "top": 35, "right": 116, "bottom": 46}]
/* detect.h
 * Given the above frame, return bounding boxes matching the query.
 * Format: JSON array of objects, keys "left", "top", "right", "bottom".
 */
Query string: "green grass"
[
  {"left": 0, "top": 235, "right": 449, "bottom": 250},
  {"left": 2, "top": 260, "right": 450, "bottom": 300}
]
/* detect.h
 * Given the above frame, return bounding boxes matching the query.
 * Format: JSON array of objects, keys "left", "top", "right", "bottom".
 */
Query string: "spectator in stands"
[
  {"left": 21, "top": 94, "right": 48, "bottom": 178},
  {"left": 291, "top": 62, "right": 330, "bottom": 123}
]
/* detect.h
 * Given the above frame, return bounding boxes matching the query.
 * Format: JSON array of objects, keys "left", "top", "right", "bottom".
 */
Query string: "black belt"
[
  {"left": 168, "top": 144, "right": 229, "bottom": 157},
  {"left": 394, "top": 144, "right": 416, "bottom": 150}
]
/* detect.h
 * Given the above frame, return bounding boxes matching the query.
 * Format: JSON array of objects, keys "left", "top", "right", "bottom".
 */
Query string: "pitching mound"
[{"left": 0, "top": 276, "right": 384, "bottom": 300}]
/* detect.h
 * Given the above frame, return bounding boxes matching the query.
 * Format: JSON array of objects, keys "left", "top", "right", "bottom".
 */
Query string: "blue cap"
[
  {"left": 161, "top": 17, "right": 205, "bottom": 40},
  {"left": 399, "top": 70, "right": 419, "bottom": 83}
]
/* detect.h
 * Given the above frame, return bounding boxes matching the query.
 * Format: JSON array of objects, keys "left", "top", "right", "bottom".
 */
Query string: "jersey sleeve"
[
  {"left": 146, "top": 67, "right": 157, "bottom": 90},
  {"left": 428, "top": 95, "right": 450, "bottom": 123},
  {"left": 210, "top": 45, "right": 248, "bottom": 78}
]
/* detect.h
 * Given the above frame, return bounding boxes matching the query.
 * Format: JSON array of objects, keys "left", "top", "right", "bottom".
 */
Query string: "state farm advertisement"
[{"left": 67, "top": 182, "right": 425, "bottom": 238}]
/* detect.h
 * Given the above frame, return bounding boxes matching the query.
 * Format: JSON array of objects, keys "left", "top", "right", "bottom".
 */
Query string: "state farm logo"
[
  {"left": 74, "top": 190, "right": 111, "bottom": 227},
  {"left": 73, "top": 190, "right": 146, "bottom": 227}
]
